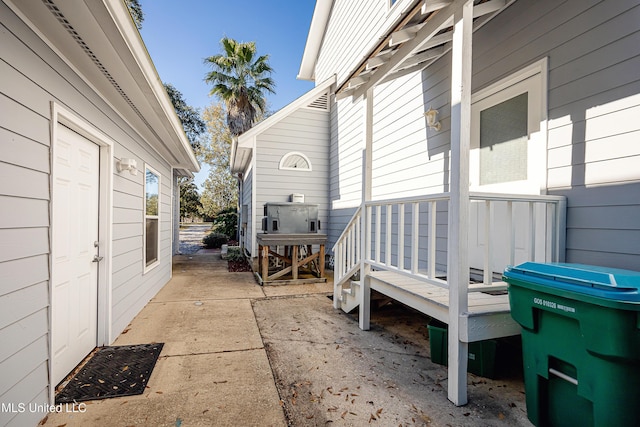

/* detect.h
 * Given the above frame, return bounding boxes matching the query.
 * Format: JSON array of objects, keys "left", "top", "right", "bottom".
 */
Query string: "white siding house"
[
  {"left": 0, "top": 1, "right": 199, "bottom": 425},
  {"left": 231, "top": 77, "right": 334, "bottom": 260},
  {"left": 297, "top": 0, "right": 640, "bottom": 405}
]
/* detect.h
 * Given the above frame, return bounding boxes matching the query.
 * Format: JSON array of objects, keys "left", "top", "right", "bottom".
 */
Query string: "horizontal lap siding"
[
  {"left": 472, "top": 0, "right": 640, "bottom": 270},
  {"left": 0, "top": 5, "right": 174, "bottom": 423},
  {"left": 316, "top": 1, "right": 387, "bottom": 84},
  {"left": 255, "top": 108, "right": 330, "bottom": 254}
]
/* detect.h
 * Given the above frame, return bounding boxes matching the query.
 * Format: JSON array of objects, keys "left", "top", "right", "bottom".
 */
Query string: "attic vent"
[
  {"left": 41, "top": 0, "right": 156, "bottom": 134},
  {"left": 306, "top": 92, "right": 329, "bottom": 110}
]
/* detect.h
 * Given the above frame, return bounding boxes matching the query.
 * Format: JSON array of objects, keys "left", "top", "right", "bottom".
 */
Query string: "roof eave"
[
  {"left": 103, "top": 0, "right": 200, "bottom": 173},
  {"left": 298, "top": 0, "right": 334, "bottom": 81}
]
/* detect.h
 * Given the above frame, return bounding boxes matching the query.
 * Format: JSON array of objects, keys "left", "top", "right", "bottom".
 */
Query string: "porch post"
[
  {"left": 359, "top": 87, "right": 374, "bottom": 331},
  {"left": 447, "top": 0, "right": 473, "bottom": 406}
]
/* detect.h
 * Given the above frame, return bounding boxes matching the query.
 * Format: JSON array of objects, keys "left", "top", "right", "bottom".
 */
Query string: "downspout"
[{"left": 235, "top": 173, "right": 243, "bottom": 244}]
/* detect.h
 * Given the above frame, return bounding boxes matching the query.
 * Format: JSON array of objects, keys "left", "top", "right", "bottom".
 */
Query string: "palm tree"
[{"left": 204, "top": 37, "right": 275, "bottom": 136}]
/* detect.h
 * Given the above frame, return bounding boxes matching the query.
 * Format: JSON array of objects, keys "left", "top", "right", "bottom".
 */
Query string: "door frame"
[
  {"left": 470, "top": 57, "right": 549, "bottom": 194},
  {"left": 49, "top": 102, "right": 114, "bottom": 402}
]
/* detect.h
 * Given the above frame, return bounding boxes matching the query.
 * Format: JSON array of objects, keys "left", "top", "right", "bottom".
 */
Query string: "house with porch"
[
  {"left": 232, "top": 0, "right": 639, "bottom": 406},
  {"left": 0, "top": 0, "right": 199, "bottom": 425}
]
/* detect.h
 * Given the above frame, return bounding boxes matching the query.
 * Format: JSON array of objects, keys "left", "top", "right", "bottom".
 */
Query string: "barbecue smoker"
[
  {"left": 261, "top": 202, "right": 320, "bottom": 234},
  {"left": 257, "top": 199, "right": 327, "bottom": 285}
]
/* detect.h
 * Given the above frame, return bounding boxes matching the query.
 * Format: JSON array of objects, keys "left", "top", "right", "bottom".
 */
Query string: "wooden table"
[{"left": 257, "top": 233, "right": 327, "bottom": 285}]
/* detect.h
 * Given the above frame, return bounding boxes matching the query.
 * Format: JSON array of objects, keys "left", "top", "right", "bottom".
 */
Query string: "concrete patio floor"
[{"left": 43, "top": 251, "right": 532, "bottom": 427}]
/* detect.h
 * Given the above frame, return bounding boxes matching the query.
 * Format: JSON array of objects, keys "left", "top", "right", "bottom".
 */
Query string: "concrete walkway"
[
  {"left": 44, "top": 251, "right": 532, "bottom": 427},
  {"left": 44, "top": 253, "right": 290, "bottom": 427}
]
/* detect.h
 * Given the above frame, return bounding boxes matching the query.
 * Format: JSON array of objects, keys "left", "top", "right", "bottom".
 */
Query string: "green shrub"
[
  {"left": 202, "top": 232, "right": 228, "bottom": 249},
  {"left": 226, "top": 246, "right": 244, "bottom": 261},
  {"left": 211, "top": 207, "right": 238, "bottom": 239}
]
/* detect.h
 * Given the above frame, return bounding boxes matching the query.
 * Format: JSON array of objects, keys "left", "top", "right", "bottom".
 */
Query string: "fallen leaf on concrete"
[
  {"left": 341, "top": 411, "right": 348, "bottom": 419},
  {"left": 498, "top": 413, "right": 505, "bottom": 420},
  {"left": 327, "top": 406, "right": 338, "bottom": 412},
  {"left": 369, "top": 414, "right": 377, "bottom": 423},
  {"left": 376, "top": 408, "right": 383, "bottom": 416}
]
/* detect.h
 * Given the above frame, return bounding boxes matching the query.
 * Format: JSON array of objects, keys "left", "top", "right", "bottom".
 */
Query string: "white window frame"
[
  {"left": 144, "top": 164, "right": 161, "bottom": 273},
  {"left": 279, "top": 151, "right": 312, "bottom": 171},
  {"left": 470, "top": 58, "right": 548, "bottom": 195}
]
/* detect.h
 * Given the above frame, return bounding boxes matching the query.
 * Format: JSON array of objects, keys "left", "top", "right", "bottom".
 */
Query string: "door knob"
[{"left": 92, "top": 255, "right": 104, "bottom": 263}]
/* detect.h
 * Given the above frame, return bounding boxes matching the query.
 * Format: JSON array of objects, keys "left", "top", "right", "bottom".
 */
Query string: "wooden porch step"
[{"left": 367, "top": 270, "right": 520, "bottom": 342}]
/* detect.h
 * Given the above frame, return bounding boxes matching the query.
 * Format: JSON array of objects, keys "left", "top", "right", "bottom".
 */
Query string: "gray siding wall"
[
  {"left": 0, "top": 6, "right": 174, "bottom": 425},
  {"left": 323, "top": 0, "right": 640, "bottom": 270},
  {"left": 316, "top": 1, "right": 388, "bottom": 84},
  {"left": 472, "top": 0, "right": 640, "bottom": 269},
  {"left": 253, "top": 107, "right": 330, "bottom": 256}
]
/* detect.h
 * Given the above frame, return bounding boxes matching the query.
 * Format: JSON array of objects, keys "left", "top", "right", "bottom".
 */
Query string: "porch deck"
[
  {"left": 333, "top": 192, "right": 566, "bottom": 349},
  {"left": 367, "top": 270, "right": 520, "bottom": 342}
]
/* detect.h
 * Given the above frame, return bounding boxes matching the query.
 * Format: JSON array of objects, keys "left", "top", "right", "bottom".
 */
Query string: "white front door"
[
  {"left": 51, "top": 125, "right": 100, "bottom": 386},
  {"left": 468, "top": 63, "right": 547, "bottom": 274}
]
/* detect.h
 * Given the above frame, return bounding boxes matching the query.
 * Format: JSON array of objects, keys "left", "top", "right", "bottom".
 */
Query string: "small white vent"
[{"left": 306, "top": 92, "right": 329, "bottom": 110}]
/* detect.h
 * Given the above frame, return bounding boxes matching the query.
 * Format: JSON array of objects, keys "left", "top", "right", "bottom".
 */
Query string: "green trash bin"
[{"left": 504, "top": 262, "right": 640, "bottom": 427}]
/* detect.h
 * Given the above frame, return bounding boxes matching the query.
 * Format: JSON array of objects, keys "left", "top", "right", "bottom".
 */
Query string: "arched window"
[{"left": 279, "top": 152, "right": 312, "bottom": 171}]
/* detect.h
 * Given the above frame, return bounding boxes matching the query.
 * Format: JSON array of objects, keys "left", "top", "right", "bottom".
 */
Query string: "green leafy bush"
[
  {"left": 202, "top": 232, "right": 228, "bottom": 249},
  {"left": 226, "top": 246, "right": 244, "bottom": 261},
  {"left": 211, "top": 207, "right": 238, "bottom": 239}
]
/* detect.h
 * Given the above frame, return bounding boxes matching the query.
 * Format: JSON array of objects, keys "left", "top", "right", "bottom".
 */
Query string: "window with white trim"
[
  {"left": 470, "top": 59, "right": 547, "bottom": 195},
  {"left": 279, "top": 152, "right": 312, "bottom": 171},
  {"left": 144, "top": 166, "right": 160, "bottom": 270}
]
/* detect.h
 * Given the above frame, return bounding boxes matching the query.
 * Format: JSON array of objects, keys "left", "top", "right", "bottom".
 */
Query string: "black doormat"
[{"left": 55, "top": 343, "right": 164, "bottom": 403}]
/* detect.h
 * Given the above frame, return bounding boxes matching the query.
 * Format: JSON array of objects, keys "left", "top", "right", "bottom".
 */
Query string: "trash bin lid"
[{"left": 504, "top": 262, "right": 640, "bottom": 302}]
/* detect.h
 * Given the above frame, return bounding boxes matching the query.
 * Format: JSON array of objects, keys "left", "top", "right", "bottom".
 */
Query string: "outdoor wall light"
[
  {"left": 117, "top": 158, "right": 138, "bottom": 175},
  {"left": 424, "top": 107, "right": 441, "bottom": 131}
]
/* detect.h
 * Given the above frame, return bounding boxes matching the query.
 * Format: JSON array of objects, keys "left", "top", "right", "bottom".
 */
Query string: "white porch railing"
[{"left": 332, "top": 192, "right": 567, "bottom": 304}]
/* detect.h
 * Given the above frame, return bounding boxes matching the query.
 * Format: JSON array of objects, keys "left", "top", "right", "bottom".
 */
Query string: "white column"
[
  {"left": 447, "top": 0, "right": 473, "bottom": 406},
  {"left": 359, "top": 87, "right": 374, "bottom": 330}
]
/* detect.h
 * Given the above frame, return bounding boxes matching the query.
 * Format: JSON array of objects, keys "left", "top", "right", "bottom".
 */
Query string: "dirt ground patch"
[{"left": 253, "top": 294, "right": 531, "bottom": 427}]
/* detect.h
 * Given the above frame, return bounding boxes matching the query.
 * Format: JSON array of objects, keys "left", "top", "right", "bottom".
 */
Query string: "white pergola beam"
[
  {"left": 422, "top": 31, "right": 453, "bottom": 50},
  {"left": 389, "top": 25, "right": 421, "bottom": 46},
  {"left": 422, "top": 0, "right": 453, "bottom": 14},
  {"left": 347, "top": 75, "right": 369, "bottom": 89},
  {"left": 473, "top": 0, "right": 507, "bottom": 18},
  {"left": 353, "top": 0, "right": 469, "bottom": 100},
  {"left": 398, "top": 46, "right": 445, "bottom": 70},
  {"left": 366, "top": 51, "right": 392, "bottom": 70}
]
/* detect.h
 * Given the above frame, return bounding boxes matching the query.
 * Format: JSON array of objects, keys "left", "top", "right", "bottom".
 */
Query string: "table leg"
[{"left": 292, "top": 245, "right": 298, "bottom": 280}]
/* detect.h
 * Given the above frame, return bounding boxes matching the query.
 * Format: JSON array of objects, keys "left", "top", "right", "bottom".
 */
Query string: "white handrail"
[{"left": 332, "top": 191, "right": 566, "bottom": 294}]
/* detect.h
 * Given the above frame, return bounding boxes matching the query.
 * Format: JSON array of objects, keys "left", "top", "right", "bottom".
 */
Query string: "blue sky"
[{"left": 139, "top": 1, "right": 317, "bottom": 187}]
